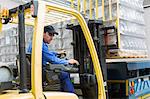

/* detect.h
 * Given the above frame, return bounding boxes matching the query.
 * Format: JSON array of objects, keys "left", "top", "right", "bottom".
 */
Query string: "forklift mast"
[{"left": 67, "top": 20, "right": 107, "bottom": 99}]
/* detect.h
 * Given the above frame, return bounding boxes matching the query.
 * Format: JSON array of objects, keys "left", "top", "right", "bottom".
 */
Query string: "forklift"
[{"left": 0, "top": 0, "right": 106, "bottom": 99}]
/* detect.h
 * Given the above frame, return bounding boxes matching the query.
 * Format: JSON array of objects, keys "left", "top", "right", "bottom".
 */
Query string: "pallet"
[{"left": 106, "top": 49, "right": 148, "bottom": 59}]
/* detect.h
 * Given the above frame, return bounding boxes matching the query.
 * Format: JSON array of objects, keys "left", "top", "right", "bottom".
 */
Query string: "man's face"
[{"left": 43, "top": 32, "right": 54, "bottom": 44}]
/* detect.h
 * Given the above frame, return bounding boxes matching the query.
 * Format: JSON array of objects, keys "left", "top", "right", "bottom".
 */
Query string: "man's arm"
[
  {"left": 43, "top": 51, "right": 69, "bottom": 65},
  {"left": 43, "top": 47, "right": 69, "bottom": 65},
  {"left": 43, "top": 48, "right": 79, "bottom": 65},
  {"left": 49, "top": 51, "right": 58, "bottom": 56}
]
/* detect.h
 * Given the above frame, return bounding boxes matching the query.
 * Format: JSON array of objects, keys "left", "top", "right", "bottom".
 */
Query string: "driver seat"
[{"left": 25, "top": 54, "right": 61, "bottom": 91}]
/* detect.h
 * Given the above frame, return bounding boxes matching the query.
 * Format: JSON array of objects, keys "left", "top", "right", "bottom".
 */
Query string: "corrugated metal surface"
[
  {"left": 144, "top": 0, "right": 150, "bottom": 6},
  {"left": 0, "top": 0, "right": 23, "bottom": 9},
  {"left": 144, "top": 7, "right": 150, "bottom": 57}
]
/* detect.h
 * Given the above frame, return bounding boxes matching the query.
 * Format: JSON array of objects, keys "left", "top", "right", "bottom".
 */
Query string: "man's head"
[{"left": 43, "top": 25, "right": 58, "bottom": 44}]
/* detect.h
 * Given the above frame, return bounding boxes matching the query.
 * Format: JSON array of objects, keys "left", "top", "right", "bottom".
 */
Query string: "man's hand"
[{"left": 68, "top": 59, "right": 79, "bottom": 65}]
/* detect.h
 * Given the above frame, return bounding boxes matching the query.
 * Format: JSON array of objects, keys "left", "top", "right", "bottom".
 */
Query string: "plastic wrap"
[{"left": 104, "top": 0, "right": 147, "bottom": 58}]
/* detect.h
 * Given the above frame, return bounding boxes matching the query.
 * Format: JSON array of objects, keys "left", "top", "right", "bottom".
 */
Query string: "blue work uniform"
[{"left": 27, "top": 41, "right": 74, "bottom": 93}]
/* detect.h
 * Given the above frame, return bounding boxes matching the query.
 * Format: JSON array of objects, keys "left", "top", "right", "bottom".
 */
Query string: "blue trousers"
[
  {"left": 42, "top": 69, "right": 74, "bottom": 93},
  {"left": 60, "top": 71, "right": 75, "bottom": 93}
]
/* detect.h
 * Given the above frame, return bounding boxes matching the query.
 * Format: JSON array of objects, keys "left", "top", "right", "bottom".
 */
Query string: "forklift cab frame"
[{"left": 0, "top": 0, "right": 105, "bottom": 99}]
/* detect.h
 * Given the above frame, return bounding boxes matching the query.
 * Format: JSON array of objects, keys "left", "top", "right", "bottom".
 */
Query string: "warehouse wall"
[{"left": 0, "top": 25, "right": 33, "bottom": 67}]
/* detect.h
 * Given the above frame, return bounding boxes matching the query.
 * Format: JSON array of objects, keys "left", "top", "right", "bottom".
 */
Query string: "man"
[{"left": 27, "top": 25, "right": 79, "bottom": 93}]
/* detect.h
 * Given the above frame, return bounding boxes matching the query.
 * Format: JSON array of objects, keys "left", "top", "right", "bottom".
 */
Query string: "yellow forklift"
[{"left": 0, "top": 0, "right": 106, "bottom": 99}]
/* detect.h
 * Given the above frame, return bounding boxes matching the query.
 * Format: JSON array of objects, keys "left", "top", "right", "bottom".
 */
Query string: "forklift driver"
[{"left": 27, "top": 25, "right": 79, "bottom": 93}]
